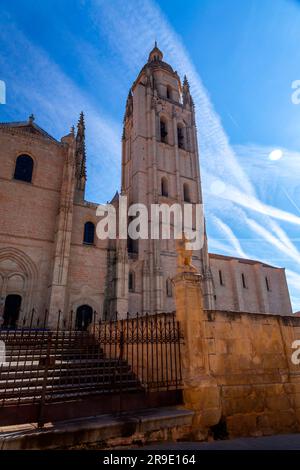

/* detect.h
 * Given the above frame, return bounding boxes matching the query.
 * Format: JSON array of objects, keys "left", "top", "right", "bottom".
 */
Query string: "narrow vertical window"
[
  {"left": 166, "top": 85, "right": 172, "bottom": 100},
  {"left": 166, "top": 278, "right": 173, "bottom": 297},
  {"left": 265, "top": 276, "right": 270, "bottom": 291},
  {"left": 83, "top": 222, "right": 95, "bottom": 244},
  {"left": 177, "top": 125, "right": 184, "bottom": 149},
  {"left": 242, "top": 273, "right": 247, "bottom": 289},
  {"left": 219, "top": 269, "right": 224, "bottom": 286},
  {"left": 129, "top": 271, "right": 135, "bottom": 292}
]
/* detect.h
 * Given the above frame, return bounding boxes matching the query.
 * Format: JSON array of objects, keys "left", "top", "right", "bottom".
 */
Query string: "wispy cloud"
[
  {"left": 211, "top": 216, "right": 248, "bottom": 258},
  {"left": 0, "top": 14, "right": 121, "bottom": 202},
  {"left": 218, "top": 185, "right": 300, "bottom": 226},
  {"left": 286, "top": 270, "right": 300, "bottom": 293},
  {"left": 246, "top": 217, "right": 300, "bottom": 264}
]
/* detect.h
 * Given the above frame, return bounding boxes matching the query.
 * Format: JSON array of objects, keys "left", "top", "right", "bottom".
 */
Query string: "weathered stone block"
[
  {"left": 266, "top": 394, "right": 291, "bottom": 411},
  {"left": 226, "top": 413, "right": 257, "bottom": 437}
]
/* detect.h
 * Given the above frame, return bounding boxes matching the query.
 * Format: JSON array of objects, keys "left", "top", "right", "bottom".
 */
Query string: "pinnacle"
[
  {"left": 183, "top": 75, "right": 189, "bottom": 87},
  {"left": 78, "top": 111, "right": 85, "bottom": 126}
]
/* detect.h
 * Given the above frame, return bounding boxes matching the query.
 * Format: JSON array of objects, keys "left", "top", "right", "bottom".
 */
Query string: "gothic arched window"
[
  {"left": 161, "top": 177, "right": 168, "bottom": 197},
  {"left": 129, "top": 271, "right": 135, "bottom": 292},
  {"left": 177, "top": 124, "right": 185, "bottom": 149},
  {"left": 14, "top": 154, "right": 34, "bottom": 183},
  {"left": 183, "top": 183, "right": 190, "bottom": 202},
  {"left": 83, "top": 221, "right": 95, "bottom": 245},
  {"left": 160, "top": 118, "right": 168, "bottom": 143}
]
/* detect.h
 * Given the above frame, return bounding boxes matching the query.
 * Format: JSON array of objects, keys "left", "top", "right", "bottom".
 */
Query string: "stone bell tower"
[{"left": 121, "top": 43, "right": 215, "bottom": 314}]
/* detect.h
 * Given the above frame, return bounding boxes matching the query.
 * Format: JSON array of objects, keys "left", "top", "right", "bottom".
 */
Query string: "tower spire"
[{"left": 75, "top": 111, "right": 87, "bottom": 193}]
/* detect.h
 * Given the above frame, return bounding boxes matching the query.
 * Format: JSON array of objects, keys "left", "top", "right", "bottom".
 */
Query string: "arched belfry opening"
[
  {"left": 160, "top": 118, "right": 168, "bottom": 143},
  {"left": 177, "top": 124, "right": 185, "bottom": 149},
  {"left": 166, "top": 85, "right": 172, "bottom": 100}
]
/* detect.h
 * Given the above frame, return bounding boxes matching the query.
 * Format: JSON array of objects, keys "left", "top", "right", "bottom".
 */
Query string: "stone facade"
[
  {"left": 0, "top": 44, "right": 293, "bottom": 328},
  {"left": 210, "top": 253, "right": 292, "bottom": 315},
  {"left": 0, "top": 116, "right": 108, "bottom": 327}
]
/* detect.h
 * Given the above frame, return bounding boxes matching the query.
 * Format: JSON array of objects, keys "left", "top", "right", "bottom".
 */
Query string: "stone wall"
[{"left": 204, "top": 309, "right": 300, "bottom": 437}]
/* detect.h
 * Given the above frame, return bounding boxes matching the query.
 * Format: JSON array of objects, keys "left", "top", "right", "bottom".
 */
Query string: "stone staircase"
[{"left": 0, "top": 329, "right": 141, "bottom": 406}]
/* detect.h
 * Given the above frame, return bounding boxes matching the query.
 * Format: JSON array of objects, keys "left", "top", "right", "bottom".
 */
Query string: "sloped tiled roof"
[
  {"left": 0, "top": 119, "right": 59, "bottom": 143},
  {"left": 209, "top": 252, "right": 278, "bottom": 269}
]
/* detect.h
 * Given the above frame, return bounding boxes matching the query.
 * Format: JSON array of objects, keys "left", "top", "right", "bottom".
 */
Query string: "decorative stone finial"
[{"left": 28, "top": 113, "right": 35, "bottom": 124}]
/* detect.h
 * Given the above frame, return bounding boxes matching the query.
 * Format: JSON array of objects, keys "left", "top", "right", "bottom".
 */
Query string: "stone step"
[
  {"left": 0, "top": 407, "right": 194, "bottom": 450},
  {"left": 4, "top": 350, "right": 104, "bottom": 360},
  {"left": 0, "top": 364, "right": 132, "bottom": 381},
  {"left": 0, "top": 379, "right": 141, "bottom": 400},
  {"left": 0, "top": 328, "right": 141, "bottom": 405},
  {"left": 0, "top": 371, "right": 138, "bottom": 390},
  {"left": 0, "top": 358, "right": 128, "bottom": 374},
  {"left": 0, "top": 384, "right": 142, "bottom": 406}
]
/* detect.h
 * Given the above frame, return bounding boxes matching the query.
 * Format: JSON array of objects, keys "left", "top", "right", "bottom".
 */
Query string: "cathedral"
[{"left": 0, "top": 44, "right": 293, "bottom": 328}]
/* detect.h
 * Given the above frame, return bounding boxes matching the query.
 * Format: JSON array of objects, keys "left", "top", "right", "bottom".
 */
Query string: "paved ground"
[{"left": 144, "top": 433, "right": 300, "bottom": 450}]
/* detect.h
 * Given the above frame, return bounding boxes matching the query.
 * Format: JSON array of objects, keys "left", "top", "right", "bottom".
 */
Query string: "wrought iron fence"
[{"left": 0, "top": 311, "right": 183, "bottom": 426}]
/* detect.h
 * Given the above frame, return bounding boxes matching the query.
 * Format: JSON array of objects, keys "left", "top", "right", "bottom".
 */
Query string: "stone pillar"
[
  {"left": 172, "top": 108, "right": 181, "bottom": 201},
  {"left": 172, "top": 237, "right": 221, "bottom": 438},
  {"left": 114, "top": 238, "right": 129, "bottom": 318},
  {"left": 48, "top": 132, "right": 76, "bottom": 328}
]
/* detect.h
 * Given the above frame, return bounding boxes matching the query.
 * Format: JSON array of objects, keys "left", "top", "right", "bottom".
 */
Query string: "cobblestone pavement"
[{"left": 144, "top": 433, "right": 300, "bottom": 450}]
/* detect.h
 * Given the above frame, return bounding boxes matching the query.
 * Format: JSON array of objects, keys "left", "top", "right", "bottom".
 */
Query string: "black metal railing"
[{"left": 0, "top": 311, "right": 183, "bottom": 426}]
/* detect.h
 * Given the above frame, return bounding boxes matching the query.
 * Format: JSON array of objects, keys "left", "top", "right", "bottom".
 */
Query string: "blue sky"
[{"left": 0, "top": 0, "right": 300, "bottom": 311}]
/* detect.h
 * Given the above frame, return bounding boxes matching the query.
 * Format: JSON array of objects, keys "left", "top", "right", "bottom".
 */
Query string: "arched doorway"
[
  {"left": 75, "top": 305, "right": 93, "bottom": 331},
  {"left": 3, "top": 294, "right": 22, "bottom": 328}
]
